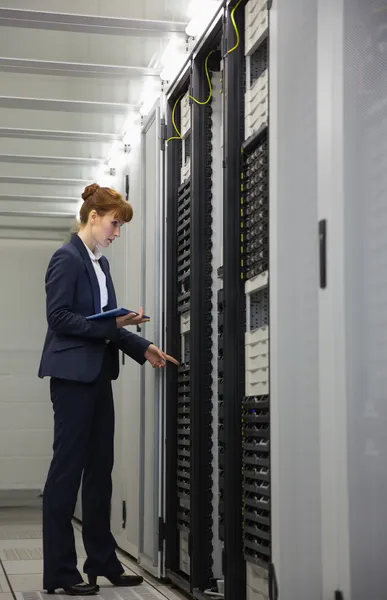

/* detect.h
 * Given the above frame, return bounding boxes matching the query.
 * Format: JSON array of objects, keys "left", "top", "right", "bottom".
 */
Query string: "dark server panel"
[
  {"left": 190, "top": 78, "right": 216, "bottom": 589},
  {"left": 249, "top": 38, "right": 268, "bottom": 87},
  {"left": 177, "top": 179, "right": 191, "bottom": 535},
  {"left": 218, "top": 287, "right": 225, "bottom": 542},
  {"left": 242, "top": 132, "right": 269, "bottom": 281},
  {"left": 177, "top": 181, "right": 191, "bottom": 314},
  {"left": 241, "top": 129, "right": 270, "bottom": 568}
]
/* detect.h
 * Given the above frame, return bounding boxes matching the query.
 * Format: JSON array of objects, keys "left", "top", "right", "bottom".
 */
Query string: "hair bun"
[{"left": 82, "top": 183, "right": 100, "bottom": 201}]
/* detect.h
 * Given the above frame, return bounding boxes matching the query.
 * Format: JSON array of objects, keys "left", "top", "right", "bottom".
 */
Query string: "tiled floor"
[{"left": 0, "top": 506, "right": 187, "bottom": 600}]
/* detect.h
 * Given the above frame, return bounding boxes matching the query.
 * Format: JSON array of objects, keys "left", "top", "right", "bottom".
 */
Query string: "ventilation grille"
[
  {"left": 242, "top": 395, "right": 270, "bottom": 567},
  {"left": 177, "top": 179, "right": 191, "bottom": 314},
  {"left": 177, "top": 362, "right": 191, "bottom": 532},
  {"left": 250, "top": 38, "right": 268, "bottom": 87},
  {"left": 217, "top": 288, "right": 225, "bottom": 541},
  {"left": 241, "top": 131, "right": 269, "bottom": 281}
]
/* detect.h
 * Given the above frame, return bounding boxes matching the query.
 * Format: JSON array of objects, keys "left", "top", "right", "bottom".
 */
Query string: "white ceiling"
[{"left": 0, "top": 0, "right": 190, "bottom": 233}]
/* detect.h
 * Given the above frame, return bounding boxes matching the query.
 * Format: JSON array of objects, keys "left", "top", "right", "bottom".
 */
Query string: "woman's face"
[{"left": 91, "top": 211, "right": 123, "bottom": 248}]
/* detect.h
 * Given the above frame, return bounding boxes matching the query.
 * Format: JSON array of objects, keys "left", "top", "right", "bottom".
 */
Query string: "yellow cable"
[
  {"left": 166, "top": 1, "right": 241, "bottom": 143},
  {"left": 188, "top": 50, "right": 214, "bottom": 106},
  {"left": 227, "top": 0, "right": 243, "bottom": 55},
  {"left": 166, "top": 50, "right": 215, "bottom": 144},
  {"left": 166, "top": 94, "right": 183, "bottom": 144}
]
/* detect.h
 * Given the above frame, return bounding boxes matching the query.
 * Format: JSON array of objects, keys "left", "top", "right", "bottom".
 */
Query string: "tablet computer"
[{"left": 87, "top": 308, "right": 150, "bottom": 321}]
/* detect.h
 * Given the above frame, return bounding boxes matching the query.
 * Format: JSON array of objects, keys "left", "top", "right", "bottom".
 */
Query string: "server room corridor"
[{"left": 0, "top": 505, "right": 185, "bottom": 600}]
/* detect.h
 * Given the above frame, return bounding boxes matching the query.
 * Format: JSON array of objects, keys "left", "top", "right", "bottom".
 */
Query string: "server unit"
[
  {"left": 165, "top": 2, "right": 272, "bottom": 600},
  {"left": 165, "top": 12, "right": 225, "bottom": 598},
  {"left": 241, "top": 7, "right": 271, "bottom": 599}
]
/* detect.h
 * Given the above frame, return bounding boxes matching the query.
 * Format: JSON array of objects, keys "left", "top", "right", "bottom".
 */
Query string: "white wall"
[
  {"left": 102, "top": 126, "right": 144, "bottom": 558},
  {"left": 0, "top": 235, "right": 63, "bottom": 493}
]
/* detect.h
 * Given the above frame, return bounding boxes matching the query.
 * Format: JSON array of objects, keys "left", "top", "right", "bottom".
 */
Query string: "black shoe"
[
  {"left": 88, "top": 574, "right": 143, "bottom": 587},
  {"left": 46, "top": 583, "right": 99, "bottom": 596}
]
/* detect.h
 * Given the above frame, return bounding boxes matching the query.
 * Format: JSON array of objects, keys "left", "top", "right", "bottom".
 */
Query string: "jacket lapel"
[
  {"left": 99, "top": 257, "right": 118, "bottom": 310},
  {"left": 70, "top": 234, "right": 101, "bottom": 314}
]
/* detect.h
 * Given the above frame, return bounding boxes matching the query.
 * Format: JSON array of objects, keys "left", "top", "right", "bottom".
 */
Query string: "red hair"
[{"left": 79, "top": 183, "right": 133, "bottom": 225}]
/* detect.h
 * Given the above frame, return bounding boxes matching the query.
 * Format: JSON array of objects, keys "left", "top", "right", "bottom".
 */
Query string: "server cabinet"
[
  {"left": 222, "top": 1, "right": 248, "bottom": 599},
  {"left": 269, "top": 0, "right": 322, "bottom": 598},
  {"left": 138, "top": 102, "right": 166, "bottom": 578},
  {"left": 165, "top": 65, "right": 193, "bottom": 594},
  {"left": 165, "top": 9, "right": 226, "bottom": 599},
  {"left": 317, "top": 0, "right": 387, "bottom": 598}
]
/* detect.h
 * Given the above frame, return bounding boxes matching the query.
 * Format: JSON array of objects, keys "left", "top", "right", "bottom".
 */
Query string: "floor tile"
[
  {"left": 2, "top": 560, "right": 43, "bottom": 575},
  {"left": 0, "top": 529, "right": 42, "bottom": 541},
  {"left": 0, "top": 508, "right": 191, "bottom": 600},
  {"left": 8, "top": 573, "right": 43, "bottom": 592},
  {"left": 0, "top": 541, "right": 45, "bottom": 552},
  {"left": 0, "top": 576, "right": 10, "bottom": 593},
  {"left": 156, "top": 588, "right": 189, "bottom": 600}
]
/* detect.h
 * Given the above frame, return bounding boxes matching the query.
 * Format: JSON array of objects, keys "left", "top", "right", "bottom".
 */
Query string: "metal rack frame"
[{"left": 222, "top": 1, "right": 247, "bottom": 599}]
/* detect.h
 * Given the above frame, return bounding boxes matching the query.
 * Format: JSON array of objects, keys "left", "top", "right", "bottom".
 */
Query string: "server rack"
[
  {"left": 190, "top": 41, "right": 218, "bottom": 595},
  {"left": 223, "top": 1, "right": 274, "bottom": 599},
  {"left": 165, "top": 64, "right": 192, "bottom": 594},
  {"left": 165, "top": 12, "right": 224, "bottom": 598},
  {"left": 222, "top": 1, "right": 247, "bottom": 600},
  {"left": 240, "top": 2, "right": 273, "bottom": 599},
  {"left": 165, "top": 2, "right": 273, "bottom": 599}
]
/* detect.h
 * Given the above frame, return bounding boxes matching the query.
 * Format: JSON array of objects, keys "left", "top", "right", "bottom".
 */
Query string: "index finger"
[{"left": 163, "top": 353, "right": 180, "bottom": 366}]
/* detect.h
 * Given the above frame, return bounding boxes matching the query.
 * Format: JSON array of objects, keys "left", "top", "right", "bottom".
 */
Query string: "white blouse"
[{"left": 81, "top": 240, "right": 108, "bottom": 310}]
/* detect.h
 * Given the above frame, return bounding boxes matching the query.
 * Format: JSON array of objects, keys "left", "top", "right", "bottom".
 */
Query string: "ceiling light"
[
  {"left": 186, "top": 0, "right": 220, "bottom": 37},
  {"left": 159, "top": 35, "right": 187, "bottom": 82},
  {"left": 139, "top": 78, "right": 160, "bottom": 117}
]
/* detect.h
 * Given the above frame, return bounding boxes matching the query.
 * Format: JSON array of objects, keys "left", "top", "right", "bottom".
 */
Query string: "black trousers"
[{"left": 42, "top": 349, "right": 123, "bottom": 590}]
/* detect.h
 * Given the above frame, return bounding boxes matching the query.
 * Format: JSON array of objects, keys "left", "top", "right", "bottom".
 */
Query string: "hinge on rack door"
[
  {"left": 158, "top": 517, "right": 165, "bottom": 551},
  {"left": 269, "top": 563, "right": 279, "bottom": 600},
  {"left": 160, "top": 120, "right": 167, "bottom": 152},
  {"left": 335, "top": 592, "right": 344, "bottom": 600},
  {"left": 122, "top": 500, "right": 127, "bottom": 529},
  {"left": 319, "top": 219, "right": 327, "bottom": 289}
]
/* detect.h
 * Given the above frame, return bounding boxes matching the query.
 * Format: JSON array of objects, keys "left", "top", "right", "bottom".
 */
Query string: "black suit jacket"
[{"left": 38, "top": 234, "right": 151, "bottom": 383}]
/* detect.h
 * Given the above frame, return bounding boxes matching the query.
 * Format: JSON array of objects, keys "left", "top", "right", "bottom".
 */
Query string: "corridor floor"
[{"left": 0, "top": 506, "right": 186, "bottom": 600}]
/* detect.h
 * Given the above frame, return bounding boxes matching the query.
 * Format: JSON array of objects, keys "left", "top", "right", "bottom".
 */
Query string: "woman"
[{"left": 38, "top": 183, "right": 178, "bottom": 596}]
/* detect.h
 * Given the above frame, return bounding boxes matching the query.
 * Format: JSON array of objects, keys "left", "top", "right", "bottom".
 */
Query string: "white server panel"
[
  {"left": 245, "top": 69, "right": 268, "bottom": 141},
  {"left": 180, "top": 92, "right": 191, "bottom": 138},
  {"left": 245, "top": 0, "right": 269, "bottom": 56},
  {"left": 181, "top": 154, "right": 191, "bottom": 185},
  {"left": 179, "top": 530, "right": 190, "bottom": 576},
  {"left": 245, "top": 326, "right": 270, "bottom": 396},
  {"left": 246, "top": 563, "right": 269, "bottom": 600}
]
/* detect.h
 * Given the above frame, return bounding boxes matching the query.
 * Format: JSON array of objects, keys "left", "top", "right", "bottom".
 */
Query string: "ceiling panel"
[
  {"left": 0, "top": 138, "right": 110, "bottom": 159},
  {"left": 0, "top": 128, "right": 121, "bottom": 142},
  {"left": 0, "top": 73, "right": 147, "bottom": 104},
  {"left": 0, "top": 26, "right": 167, "bottom": 65},
  {"left": 0, "top": 160, "right": 103, "bottom": 180},
  {"left": 0, "top": 199, "right": 78, "bottom": 214},
  {"left": 0, "top": 108, "right": 128, "bottom": 134},
  {"left": 0, "top": 214, "right": 73, "bottom": 230},
  {"left": 0, "top": 181, "right": 92, "bottom": 197},
  {"left": 0, "top": 1, "right": 188, "bottom": 26},
  {"left": 0, "top": 0, "right": 191, "bottom": 231}
]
